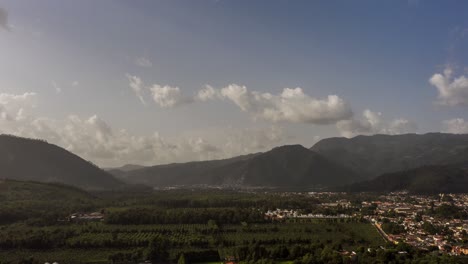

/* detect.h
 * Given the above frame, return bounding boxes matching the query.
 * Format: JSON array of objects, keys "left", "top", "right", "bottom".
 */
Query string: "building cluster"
[
  {"left": 69, "top": 212, "right": 105, "bottom": 222},
  {"left": 361, "top": 192, "right": 468, "bottom": 255},
  {"left": 264, "top": 208, "right": 351, "bottom": 220},
  {"left": 290, "top": 191, "right": 468, "bottom": 255},
  {"left": 265, "top": 209, "right": 351, "bottom": 220}
]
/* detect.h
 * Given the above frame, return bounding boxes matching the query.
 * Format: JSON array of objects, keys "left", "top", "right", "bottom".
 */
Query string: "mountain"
[
  {"left": 311, "top": 133, "right": 468, "bottom": 179},
  {"left": 108, "top": 164, "right": 146, "bottom": 172},
  {"left": 339, "top": 165, "right": 468, "bottom": 194},
  {"left": 116, "top": 145, "right": 360, "bottom": 188},
  {"left": 114, "top": 152, "right": 259, "bottom": 186},
  {"left": 0, "top": 135, "right": 122, "bottom": 190},
  {"left": 106, "top": 164, "right": 147, "bottom": 180}
]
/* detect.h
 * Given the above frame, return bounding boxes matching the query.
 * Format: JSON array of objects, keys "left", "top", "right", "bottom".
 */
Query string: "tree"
[
  {"left": 178, "top": 253, "right": 187, "bottom": 264},
  {"left": 146, "top": 237, "right": 169, "bottom": 263}
]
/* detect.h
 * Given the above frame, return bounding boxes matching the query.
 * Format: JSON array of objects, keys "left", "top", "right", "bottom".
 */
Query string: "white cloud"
[
  {"left": 0, "top": 92, "right": 36, "bottom": 105},
  {"left": 429, "top": 67, "right": 468, "bottom": 106},
  {"left": 150, "top": 84, "right": 193, "bottom": 108},
  {"left": 0, "top": 8, "right": 10, "bottom": 31},
  {"left": 126, "top": 74, "right": 193, "bottom": 107},
  {"left": 126, "top": 74, "right": 146, "bottom": 105},
  {"left": 200, "top": 84, "right": 353, "bottom": 124},
  {"left": 131, "top": 78, "right": 352, "bottom": 123},
  {"left": 442, "top": 118, "right": 468, "bottom": 134},
  {"left": 135, "top": 57, "right": 152, "bottom": 68},
  {"left": 336, "top": 109, "right": 417, "bottom": 137},
  {"left": 196, "top": 85, "right": 219, "bottom": 101},
  {"left": 72, "top": 81, "right": 79, "bottom": 87}
]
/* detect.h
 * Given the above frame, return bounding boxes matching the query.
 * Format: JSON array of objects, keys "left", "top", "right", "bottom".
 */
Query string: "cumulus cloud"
[
  {"left": 442, "top": 118, "right": 468, "bottom": 134},
  {"left": 150, "top": 84, "right": 193, "bottom": 108},
  {"left": 429, "top": 67, "right": 468, "bottom": 106},
  {"left": 0, "top": 7, "right": 10, "bottom": 31},
  {"left": 126, "top": 74, "right": 146, "bottom": 105},
  {"left": 135, "top": 57, "right": 152, "bottom": 68},
  {"left": 0, "top": 92, "right": 36, "bottom": 121},
  {"left": 336, "top": 109, "right": 417, "bottom": 137},
  {"left": 196, "top": 85, "right": 219, "bottom": 101},
  {"left": 130, "top": 77, "right": 352, "bottom": 123},
  {"left": 126, "top": 74, "right": 193, "bottom": 107},
  {"left": 199, "top": 84, "right": 352, "bottom": 124}
]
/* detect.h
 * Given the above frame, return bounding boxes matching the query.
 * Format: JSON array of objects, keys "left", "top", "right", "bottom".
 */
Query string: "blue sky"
[{"left": 0, "top": 0, "right": 468, "bottom": 166}]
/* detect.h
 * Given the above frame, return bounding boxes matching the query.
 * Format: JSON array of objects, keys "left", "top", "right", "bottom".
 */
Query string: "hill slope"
[
  {"left": 0, "top": 179, "right": 94, "bottom": 203},
  {"left": 0, "top": 179, "right": 98, "bottom": 224},
  {"left": 0, "top": 135, "right": 122, "bottom": 190},
  {"left": 117, "top": 145, "right": 360, "bottom": 188},
  {"left": 339, "top": 165, "right": 468, "bottom": 194},
  {"left": 311, "top": 133, "right": 468, "bottom": 179}
]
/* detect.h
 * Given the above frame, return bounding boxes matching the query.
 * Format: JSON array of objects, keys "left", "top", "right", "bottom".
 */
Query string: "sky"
[{"left": 1, "top": 0, "right": 468, "bottom": 167}]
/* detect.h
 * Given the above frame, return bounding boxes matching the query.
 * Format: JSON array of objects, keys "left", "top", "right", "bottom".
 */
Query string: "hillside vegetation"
[
  {"left": 0, "top": 179, "right": 97, "bottom": 225},
  {"left": 116, "top": 145, "right": 359, "bottom": 188},
  {"left": 311, "top": 133, "right": 468, "bottom": 179},
  {"left": 339, "top": 165, "right": 468, "bottom": 194}
]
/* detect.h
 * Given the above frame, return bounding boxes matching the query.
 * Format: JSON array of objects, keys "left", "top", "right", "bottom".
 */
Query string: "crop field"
[{"left": 0, "top": 220, "right": 383, "bottom": 263}]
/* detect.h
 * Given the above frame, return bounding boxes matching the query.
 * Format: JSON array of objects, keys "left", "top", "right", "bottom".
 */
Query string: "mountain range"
[
  {"left": 2, "top": 133, "right": 468, "bottom": 192},
  {"left": 113, "top": 145, "right": 360, "bottom": 188},
  {"left": 114, "top": 133, "right": 468, "bottom": 191},
  {"left": 311, "top": 133, "right": 468, "bottom": 179}
]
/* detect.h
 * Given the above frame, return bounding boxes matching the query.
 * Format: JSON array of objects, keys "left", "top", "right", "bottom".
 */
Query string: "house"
[
  {"left": 453, "top": 246, "right": 468, "bottom": 255},
  {"left": 70, "top": 212, "right": 104, "bottom": 222}
]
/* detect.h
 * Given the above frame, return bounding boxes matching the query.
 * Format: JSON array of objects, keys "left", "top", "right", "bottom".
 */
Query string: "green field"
[{"left": 0, "top": 220, "right": 383, "bottom": 263}]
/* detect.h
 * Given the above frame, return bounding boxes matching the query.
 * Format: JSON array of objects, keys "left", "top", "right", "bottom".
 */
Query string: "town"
[{"left": 265, "top": 192, "right": 468, "bottom": 256}]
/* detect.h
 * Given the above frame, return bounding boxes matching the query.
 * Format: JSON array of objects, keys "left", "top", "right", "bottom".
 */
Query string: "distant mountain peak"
[{"left": 270, "top": 144, "right": 310, "bottom": 152}]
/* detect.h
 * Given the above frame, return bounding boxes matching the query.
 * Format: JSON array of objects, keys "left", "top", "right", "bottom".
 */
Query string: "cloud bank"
[
  {"left": 150, "top": 84, "right": 193, "bottom": 108},
  {"left": 336, "top": 109, "right": 417, "bottom": 137},
  {"left": 198, "top": 84, "right": 353, "bottom": 124},
  {"left": 128, "top": 76, "right": 352, "bottom": 124},
  {"left": 0, "top": 92, "right": 287, "bottom": 167},
  {"left": 442, "top": 118, "right": 468, "bottom": 134}
]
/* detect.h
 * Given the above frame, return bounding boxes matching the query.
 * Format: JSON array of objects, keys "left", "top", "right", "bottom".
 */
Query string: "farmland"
[{"left": 0, "top": 220, "right": 383, "bottom": 263}]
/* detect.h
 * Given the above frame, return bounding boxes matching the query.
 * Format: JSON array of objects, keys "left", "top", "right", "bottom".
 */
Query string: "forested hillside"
[
  {"left": 311, "top": 133, "right": 468, "bottom": 179},
  {"left": 0, "top": 135, "right": 122, "bottom": 190}
]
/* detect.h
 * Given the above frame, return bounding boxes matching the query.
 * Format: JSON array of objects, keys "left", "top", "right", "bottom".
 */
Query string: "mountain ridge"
[
  {"left": 116, "top": 144, "right": 361, "bottom": 188},
  {"left": 311, "top": 132, "right": 468, "bottom": 179}
]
